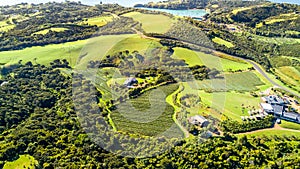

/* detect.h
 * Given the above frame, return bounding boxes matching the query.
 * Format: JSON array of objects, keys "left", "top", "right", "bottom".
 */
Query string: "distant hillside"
[{"left": 135, "top": 0, "right": 267, "bottom": 11}]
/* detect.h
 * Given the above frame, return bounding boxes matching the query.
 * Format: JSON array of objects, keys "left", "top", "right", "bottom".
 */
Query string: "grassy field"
[
  {"left": 0, "top": 34, "right": 134, "bottom": 67},
  {"left": 232, "top": 7, "right": 253, "bottom": 15},
  {"left": 278, "top": 66, "right": 300, "bottom": 81},
  {"left": 237, "top": 129, "right": 300, "bottom": 137},
  {"left": 172, "top": 47, "right": 252, "bottom": 72},
  {"left": 106, "top": 35, "right": 162, "bottom": 56},
  {"left": 238, "top": 32, "right": 300, "bottom": 45},
  {"left": 279, "top": 120, "right": 300, "bottom": 130},
  {"left": 199, "top": 90, "right": 261, "bottom": 121},
  {"left": 196, "top": 71, "right": 265, "bottom": 92},
  {"left": 122, "top": 12, "right": 173, "bottom": 34},
  {"left": 111, "top": 84, "right": 184, "bottom": 137},
  {"left": 4, "top": 155, "right": 38, "bottom": 169},
  {"left": 32, "top": 27, "right": 69, "bottom": 35},
  {"left": 0, "top": 20, "right": 16, "bottom": 32},
  {"left": 212, "top": 37, "right": 235, "bottom": 48},
  {"left": 177, "top": 83, "right": 215, "bottom": 117},
  {"left": 256, "top": 13, "right": 299, "bottom": 28},
  {"left": 78, "top": 34, "right": 138, "bottom": 68},
  {"left": 80, "top": 16, "right": 113, "bottom": 27},
  {"left": 275, "top": 67, "right": 300, "bottom": 91}
]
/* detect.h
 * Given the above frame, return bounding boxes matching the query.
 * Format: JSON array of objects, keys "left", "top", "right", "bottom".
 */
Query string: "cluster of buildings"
[
  {"left": 241, "top": 109, "right": 269, "bottom": 121},
  {"left": 260, "top": 95, "right": 300, "bottom": 124}
]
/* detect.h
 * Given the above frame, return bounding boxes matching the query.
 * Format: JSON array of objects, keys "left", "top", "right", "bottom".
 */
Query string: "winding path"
[
  {"left": 132, "top": 28, "right": 300, "bottom": 98},
  {"left": 224, "top": 54, "right": 300, "bottom": 98}
]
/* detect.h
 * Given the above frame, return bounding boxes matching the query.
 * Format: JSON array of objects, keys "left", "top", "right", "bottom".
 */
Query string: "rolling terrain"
[{"left": 0, "top": 1, "right": 300, "bottom": 168}]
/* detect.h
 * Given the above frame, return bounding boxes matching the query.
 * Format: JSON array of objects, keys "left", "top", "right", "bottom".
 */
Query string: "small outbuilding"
[
  {"left": 123, "top": 77, "right": 138, "bottom": 87},
  {"left": 188, "top": 115, "right": 209, "bottom": 127},
  {"left": 0, "top": 81, "right": 9, "bottom": 87},
  {"left": 282, "top": 112, "right": 300, "bottom": 123},
  {"left": 260, "top": 103, "right": 274, "bottom": 114}
]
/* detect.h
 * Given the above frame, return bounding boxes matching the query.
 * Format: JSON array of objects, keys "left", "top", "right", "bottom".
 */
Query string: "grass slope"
[
  {"left": 0, "top": 34, "right": 133, "bottom": 67},
  {"left": 278, "top": 66, "right": 300, "bottom": 81},
  {"left": 122, "top": 12, "right": 173, "bottom": 34},
  {"left": 4, "top": 155, "right": 38, "bottom": 169},
  {"left": 0, "top": 20, "right": 16, "bottom": 32},
  {"left": 212, "top": 37, "right": 235, "bottom": 48},
  {"left": 172, "top": 47, "right": 252, "bottom": 72},
  {"left": 32, "top": 27, "right": 69, "bottom": 35},
  {"left": 200, "top": 91, "right": 261, "bottom": 121},
  {"left": 280, "top": 120, "right": 300, "bottom": 130},
  {"left": 81, "top": 16, "right": 113, "bottom": 27},
  {"left": 237, "top": 129, "right": 300, "bottom": 137},
  {"left": 106, "top": 34, "right": 162, "bottom": 56},
  {"left": 197, "top": 71, "right": 265, "bottom": 92}
]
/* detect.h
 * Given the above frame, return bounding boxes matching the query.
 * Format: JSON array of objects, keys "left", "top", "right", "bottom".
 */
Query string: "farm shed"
[{"left": 188, "top": 115, "right": 209, "bottom": 127}]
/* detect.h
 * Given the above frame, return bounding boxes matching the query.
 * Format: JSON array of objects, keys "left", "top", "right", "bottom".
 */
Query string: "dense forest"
[{"left": 0, "top": 2, "right": 138, "bottom": 51}]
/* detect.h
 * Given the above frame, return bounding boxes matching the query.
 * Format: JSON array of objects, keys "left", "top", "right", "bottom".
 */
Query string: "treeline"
[
  {"left": 255, "top": 17, "right": 300, "bottom": 38},
  {"left": 0, "top": 25, "right": 98, "bottom": 51},
  {"left": 220, "top": 116, "right": 274, "bottom": 134},
  {"left": 230, "top": 3, "right": 296, "bottom": 27},
  {"left": 0, "top": 60, "right": 70, "bottom": 133},
  {"left": 0, "top": 2, "right": 140, "bottom": 51}
]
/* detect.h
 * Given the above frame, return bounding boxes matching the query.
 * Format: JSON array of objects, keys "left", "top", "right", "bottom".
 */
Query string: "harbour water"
[{"left": 137, "top": 7, "right": 208, "bottom": 18}]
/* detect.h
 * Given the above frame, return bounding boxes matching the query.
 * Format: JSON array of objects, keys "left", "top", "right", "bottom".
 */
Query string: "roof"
[
  {"left": 190, "top": 115, "right": 208, "bottom": 124},
  {"left": 0, "top": 81, "right": 9, "bottom": 87},
  {"left": 260, "top": 103, "right": 273, "bottom": 111},
  {"left": 264, "top": 95, "right": 285, "bottom": 105},
  {"left": 123, "top": 77, "right": 138, "bottom": 86},
  {"left": 283, "top": 112, "right": 300, "bottom": 120},
  {"left": 273, "top": 105, "right": 284, "bottom": 114}
]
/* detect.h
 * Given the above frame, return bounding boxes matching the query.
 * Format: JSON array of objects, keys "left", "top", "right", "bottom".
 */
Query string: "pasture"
[
  {"left": 256, "top": 13, "right": 299, "bottom": 28},
  {"left": 275, "top": 67, "right": 300, "bottom": 91},
  {"left": 199, "top": 90, "right": 261, "bottom": 121},
  {"left": 122, "top": 12, "right": 173, "bottom": 34},
  {"left": 212, "top": 37, "right": 235, "bottom": 48},
  {"left": 278, "top": 66, "right": 300, "bottom": 81},
  {"left": 3, "top": 155, "right": 38, "bottom": 169},
  {"left": 279, "top": 120, "right": 300, "bottom": 130},
  {"left": 172, "top": 47, "right": 253, "bottom": 72},
  {"left": 177, "top": 82, "right": 214, "bottom": 117},
  {"left": 106, "top": 35, "right": 162, "bottom": 56},
  {"left": 0, "top": 20, "right": 15, "bottom": 32},
  {"left": 32, "top": 27, "right": 69, "bottom": 35},
  {"left": 197, "top": 71, "right": 265, "bottom": 92},
  {"left": 237, "top": 129, "right": 300, "bottom": 137},
  {"left": 0, "top": 34, "right": 134, "bottom": 68},
  {"left": 239, "top": 32, "right": 300, "bottom": 45},
  {"left": 80, "top": 16, "right": 113, "bottom": 27},
  {"left": 110, "top": 84, "right": 184, "bottom": 137}
]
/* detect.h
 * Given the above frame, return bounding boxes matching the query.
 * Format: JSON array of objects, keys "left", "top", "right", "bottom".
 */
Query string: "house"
[
  {"left": 0, "top": 81, "right": 9, "bottom": 87},
  {"left": 273, "top": 105, "right": 284, "bottom": 117},
  {"left": 188, "top": 115, "right": 209, "bottom": 127},
  {"left": 123, "top": 77, "right": 138, "bottom": 88},
  {"left": 262, "top": 95, "right": 285, "bottom": 105},
  {"left": 260, "top": 103, "right": 274, "bottom": 114},
  {"left": 282, "top": 112, "right": 300, "bottom": 123}
]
